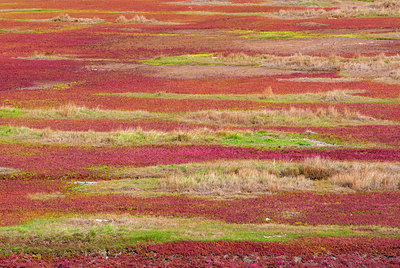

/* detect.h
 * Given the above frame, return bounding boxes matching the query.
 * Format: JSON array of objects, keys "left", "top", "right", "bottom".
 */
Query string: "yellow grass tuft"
[
  {"left": 51, "top": 14, "right": 104, "bottom": 24},
  {"left": 259, "top": 87, "right": 274, "bottom": 99},
  {"left": 114, "top": 15, "right": 159, "bottom": 24}
]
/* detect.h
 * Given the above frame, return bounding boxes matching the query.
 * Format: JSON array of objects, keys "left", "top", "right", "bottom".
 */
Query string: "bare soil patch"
[
  {"left": 17, "top": 81, "right": 68, "bottom": 91},
  {"left": 86, "top": 63, "right": 299, "bottom": 78},
  {"left": 0, "top": 167, "right": 18, "bottom": 175},
  {"left": 277, "top": 77, "right": 360, "bottom": 83},
  {"left": 236, "top": 37, "right": 400, "bottom": 56}
]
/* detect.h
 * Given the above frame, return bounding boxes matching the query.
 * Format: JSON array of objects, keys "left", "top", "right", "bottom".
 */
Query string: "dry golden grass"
[
  {"left": 0, "top": 125, "right": 335, "bottom": 148},
  {"left": 114, "top": 15, "right": 179, "bottom": 25},
  {"left": 331, "top": 164, "right": 400, "bottom": 191},
  {"left": 261, "top": 53, "right": 338, "bottom": 72},
  {"left": 161, "top": 158, "right": 400, "bottom": 196},
  {"left": 319, "top": 90, "right": 355, "bottom": 103},
  {"left": 50, "top": 14, "right": 104, "bottom": 24},
  {"left": 15, "top": 127, "right": 208, "bottom": 147},
  {"left": 218, "top": 52, "right": 262, "bottom": 65},
  {"left": 88, "top": 158, "right": 400, "bottom": 198},
  {"left": 162, "top": 168, "right": 314, "bottom": 196},
  {"left": 275, "top": 1, "right": 400, "bottom": 19},
  {"left": 27, "top": 104, "right": 154, "bottom": 120},
  {"left": 259, "top": 86, "right": 274, "bottom": 99},
  {"left": 5, "top": 104, "right": 391, "bottom": 128},
  {"left": 115, "top": 15, "right": 158, "bottom": 24},
  {"left": 260, "top": 53, "right": 400, "bottom": 80},
  {"left": 27, "top": 192, "right": 65, "bottom": 201},
  {"left": 259, "top": 53, "right": 400, "bottom": 82},
  {"left": 159, "top": 157, "right": 335, "bottom": 197},
  {"left": 184, "top": 106, "right": 383, "bottom": 127},
  {"left": 389, "top": 69, "right": 400, "bottom": 80}
]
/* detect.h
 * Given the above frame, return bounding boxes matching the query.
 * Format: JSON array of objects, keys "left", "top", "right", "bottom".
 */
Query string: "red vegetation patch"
[
  {"left": 0, "top": 144, "right": 399, "bottom": 176},
  {"left": 3, "top": 68, "right": 400, "bottom": 112},
  {"left": 2, "top": 180, "right": 400, "bottom": 226},
  {"left": 0, "top": 180, "right": 65, "bottom": 226},
  {"left": 2, "top": 238, "right": 400, "bottom": 266},
  {"left": 194, "top": 16, "right": 400, "bottom": 33},
  {"left": 313, "top": 125, "right": 400, "bottom": 147},
  {"left": 50, "top": 192, "right": 400, "bottom": 226},
  {"left": 1, "top": 89, "right": 267, "bottom": 112},
  {"left": 317, "top": 16, "right": 400, "bottom": 31},
  {"left": 3, "top": 0, "right": 178, "bottom": 12},
  {"left": 3, "top": 89, "right": 400, "bottom": 117},
  {"left": 0, "top": 57, "right": 85, "bottom": 91}
]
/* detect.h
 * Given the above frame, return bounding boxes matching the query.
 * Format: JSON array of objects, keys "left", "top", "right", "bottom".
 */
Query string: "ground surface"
[{"left": 0, "top": 0, "right": 400, "bottom": 266}]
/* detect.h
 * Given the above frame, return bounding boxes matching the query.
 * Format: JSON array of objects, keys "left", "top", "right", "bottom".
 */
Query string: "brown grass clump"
[
  {"left": 81, "top": 159, "right": 400, "bottom": 198},
  {"left": 50, "top": 14, "right": 104, "bottom": 24},
  {"left": 261, "top": 53, "right": 338, "bottom": 72},
  {"left": 158, "top": 158, "right": 400, "bottom": 196},
  {"left": 260, "top": 53, "right": 400, "bottom": 81},
  {"left": 161, "top": 164, "right": 314, "bottom": 196},
  {"left": 319, "top": 90, "right": 351, "bottom": 103},
  {"left": 219, "top": 53, "right": 262, "bottom": 66},
  {"left": 114, "top": 15, "right": 159, "bottom": 24},
  {"left": 281, "top": 157, "right": 339, "bottom": 180},
  {"left": 259, "top": 87, "right": 274, "bottom": 99},
  {"left": 330, "top": 164, "right": 400, "bottom": 191},
  {"left": 389, "top": 69, "right": 400, "bottom": 80}
]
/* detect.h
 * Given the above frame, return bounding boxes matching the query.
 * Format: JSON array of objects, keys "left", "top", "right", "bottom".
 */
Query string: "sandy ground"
[
  {"left": 235, "top": 37, "right": 400, "bottom": 56},
  {"left": 86, "top": 63, "right": 301, "bottom": 78}
]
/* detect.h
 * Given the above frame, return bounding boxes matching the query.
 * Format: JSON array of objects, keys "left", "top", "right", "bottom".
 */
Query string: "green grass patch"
[
  {"left": 221, "top": 131, "right": 311, "bottom": 148},
  {"left": 0, "top": 29, "right": 40, "bottom": 33},
  {"left": 141, "top": 53, "right": 216, "bottom": 65},
  {"left": 141, "top": 53, "right": 262, "bottom": 66},
  {"left": 0, "top": 214, "right": 396, "bottom": 256},
  {"left": 0, "top": 125, "right": 41, "bottom": 139},
  {"left": 175, "top": 11, "right": 270, "bottom": 16},
  {"left": 0, "top": 125, "right": 339, "bottom": 149},
  {"left": 0, "top": 107, "right": 24, "bottom": 118},
  {"left": 242, "top": 31, "right": 317, "bottom": 40},
  {"left": 0, "top": 8, "right": 60, "bottom": 13},
  {"left": 96, "top": 91, "right": 399, "bottom": 104}
]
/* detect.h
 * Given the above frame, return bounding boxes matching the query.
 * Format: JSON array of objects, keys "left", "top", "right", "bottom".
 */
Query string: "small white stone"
[{"left": 95, "top": 219, "right": 109, "bottom": 222}]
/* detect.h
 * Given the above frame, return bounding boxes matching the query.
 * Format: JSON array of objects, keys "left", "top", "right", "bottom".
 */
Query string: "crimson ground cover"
[
  {"left": 0, "top": 144, "right": 399, "bottom": 176},
  {"left": 2, "top": 238, "right": 400, "bottom": 266},
  {"left": 2, "top": 179, "right": 400, "bottom": 226},
  {"left": 1, "top": 0, "right": 400, "bottom": 265}
]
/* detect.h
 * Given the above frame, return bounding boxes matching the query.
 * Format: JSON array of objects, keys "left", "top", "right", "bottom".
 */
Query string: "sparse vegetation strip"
[
  {"left": 83, "top": 158, "right": 400, "bottom": 198},
  {"left": 0, "top": 125, "right": 332, "bottom": 148},
  {"left": 98, "top": 90, "right": 400, "bottom": 104},
  {"left": 0, "top": 105, "right": 393, "bottom": 127},
  {"left": 0, "top": 214, "right": 398, "bottom": 256}
]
